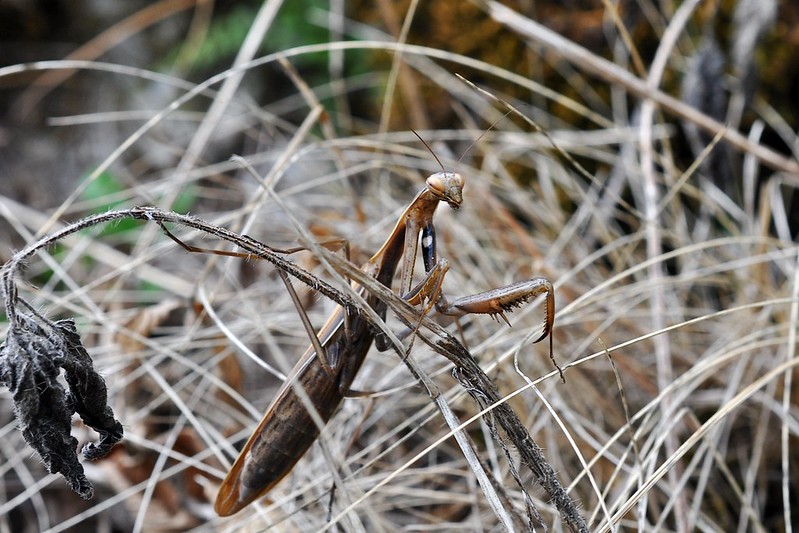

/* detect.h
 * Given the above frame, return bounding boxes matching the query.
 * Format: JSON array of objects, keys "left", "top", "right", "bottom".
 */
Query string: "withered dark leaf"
[
  {"left": 0, "top": 313, "right": 123, "bottom": 500},
  {"left": 55, "top": 319, "right": 124, "bottom": 460}
]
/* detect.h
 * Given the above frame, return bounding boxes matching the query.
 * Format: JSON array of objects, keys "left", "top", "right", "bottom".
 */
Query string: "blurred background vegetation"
[{"left": 3, "top": 0, "right": 798, "bottom": 219}]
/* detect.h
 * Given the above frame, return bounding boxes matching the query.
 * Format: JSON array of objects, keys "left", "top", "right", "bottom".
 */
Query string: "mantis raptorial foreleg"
[{"left": 392, "top": 208, "right": 559, "bottom": 379}]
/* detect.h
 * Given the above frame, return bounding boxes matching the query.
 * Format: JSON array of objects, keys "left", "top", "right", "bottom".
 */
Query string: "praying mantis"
[{"left": 159, "top": 146, "right": 557, "bottom": 517}]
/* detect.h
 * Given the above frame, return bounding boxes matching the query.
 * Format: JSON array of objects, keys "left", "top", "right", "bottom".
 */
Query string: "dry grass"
[{"left": 2, "top": 1, "right": 799, "bottom": 531}]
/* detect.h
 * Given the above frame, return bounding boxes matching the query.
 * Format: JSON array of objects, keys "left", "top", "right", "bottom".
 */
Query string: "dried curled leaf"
[
  {"left": 0, "top": 313, "right": 123, "bottom": 499},
  {"left": 55, "top": 319, "right": 124, "bottom": 460}
]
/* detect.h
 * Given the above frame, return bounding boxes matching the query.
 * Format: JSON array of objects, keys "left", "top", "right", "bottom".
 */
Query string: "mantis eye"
[{"left": 426, "top": 172, "right": 464, "bottom": 209}]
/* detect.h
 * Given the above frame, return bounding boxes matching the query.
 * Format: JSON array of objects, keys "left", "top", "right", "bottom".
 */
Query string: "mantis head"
[{"left": 426, "top": 171, "right": 464, "bottom": 210}]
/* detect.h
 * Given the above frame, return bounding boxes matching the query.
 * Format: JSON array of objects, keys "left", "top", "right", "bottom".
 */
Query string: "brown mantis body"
[{"left": 167, "top": 171, "right": 556, "bottom": 516}]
